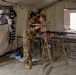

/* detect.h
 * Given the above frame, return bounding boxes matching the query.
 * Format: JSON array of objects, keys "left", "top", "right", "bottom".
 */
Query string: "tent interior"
[
  {"left": 0, "top": 0, "right": 76, "bottom": 75},
  {"left": 0, "top": 0, "right": 76, "bottom": 56}
]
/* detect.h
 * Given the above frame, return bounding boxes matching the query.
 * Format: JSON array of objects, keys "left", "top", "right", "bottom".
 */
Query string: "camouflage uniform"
[{"left": 23, "top": 16, "right": 43, "bottom": 64}]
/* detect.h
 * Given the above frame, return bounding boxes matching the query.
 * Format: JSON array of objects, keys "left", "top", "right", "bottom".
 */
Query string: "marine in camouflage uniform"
[{"left": 23, "top": 14, "right": 46, "bottom": 68}]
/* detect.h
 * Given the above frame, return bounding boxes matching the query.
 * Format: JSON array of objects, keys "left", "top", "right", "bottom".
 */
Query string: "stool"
[
  {"left": 42, "top": 38, "right": 52, "bottom": 64},
  {"left": 57, "top": 38, "right": 67, "bottom": 63}
]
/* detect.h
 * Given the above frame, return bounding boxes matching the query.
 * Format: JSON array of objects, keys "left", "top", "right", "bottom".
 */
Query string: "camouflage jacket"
[{"left": 24, "top": 16, "right": 42, "bottom": 41}]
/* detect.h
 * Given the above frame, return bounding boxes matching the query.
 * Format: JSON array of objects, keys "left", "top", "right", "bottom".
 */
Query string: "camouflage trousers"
[{"left": 23, "top": 38, "right": 34, "bottom": 64}]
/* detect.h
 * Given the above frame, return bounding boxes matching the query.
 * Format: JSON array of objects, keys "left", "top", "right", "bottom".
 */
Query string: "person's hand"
[{"left": 34, "top": 26, "right": 41, "bottom": 30}]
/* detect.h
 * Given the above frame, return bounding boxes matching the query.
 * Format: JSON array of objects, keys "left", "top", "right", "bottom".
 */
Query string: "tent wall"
[
  {"left": 11, "top": 5, "right": 28, "bottom": 50},
  {"left": 42, "top": 1, "right": 76, "bottom": 31},
  {"left": 16, "top": 5, "right": 28, "bottom": 36},
  {"left": 0, "top": 25, "right": 9, "bottom": 55},
  {"left": 0, "top": 5, "right": 28, "bottom": 55}
]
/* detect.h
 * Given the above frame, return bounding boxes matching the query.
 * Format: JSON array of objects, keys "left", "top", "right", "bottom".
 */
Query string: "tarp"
[{"left": 0, "top": 25, "right": 9, "bottom": 55}]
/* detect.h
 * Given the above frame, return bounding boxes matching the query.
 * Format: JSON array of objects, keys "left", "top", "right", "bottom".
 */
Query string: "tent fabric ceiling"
[
  {"left": 20, "top": 0, "right": 76, "bottom": 9},
  {"left": 20, "top": 0, "right": 58, "bottom": 9},
  {"left": 0, "top": 0, "right": 76, "bottom": 9},
  {"left": 2, "top": 0, "right": 21, "bottom": 3},
  {"left": 0, "top": 0, "right": 59, "bottom": 9}
]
